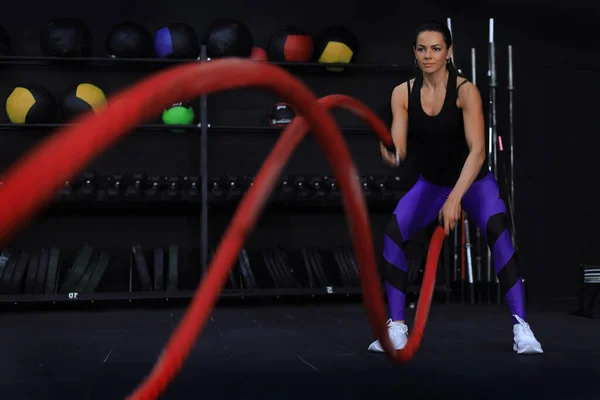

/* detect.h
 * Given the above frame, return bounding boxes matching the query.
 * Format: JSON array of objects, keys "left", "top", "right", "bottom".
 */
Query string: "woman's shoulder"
[
  {"left": 393, "top": 77, "right": 417, "bottom": 94},
  {"left": 456, "top": 75, "right": 470, "bottom": 89}
]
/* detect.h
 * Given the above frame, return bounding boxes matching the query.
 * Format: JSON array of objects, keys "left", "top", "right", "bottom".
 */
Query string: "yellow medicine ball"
[
  {"left": 60, "top": 83, "right": 107, "bottom": 121},
  {"left": 5, "top": 85, "right": 58, "bottom": 124},
  {"left": 315, "top": 26, "right": 359, "bottom": 72}
]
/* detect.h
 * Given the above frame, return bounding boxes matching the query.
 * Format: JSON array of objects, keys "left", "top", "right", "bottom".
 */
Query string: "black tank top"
[{"left": 407, "top": 69, "right": 488, "bottom": 187}]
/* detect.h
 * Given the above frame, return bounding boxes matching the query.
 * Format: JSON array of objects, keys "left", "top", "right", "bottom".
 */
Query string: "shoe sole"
[
  {"left": 513, "top": 343, "right": 544, "bottom": 354},
  {"left": 367, "top": 343, "right": 407, "bottom": 352},
  {"left": 371, "top": 343, "right": 542, "bottom": 354}
]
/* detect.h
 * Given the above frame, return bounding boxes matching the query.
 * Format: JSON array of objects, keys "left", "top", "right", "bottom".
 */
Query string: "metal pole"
[
  {"left": 465, "top": 217, "right": 474, "bottom": 304},
  {"left": 461, "top": 213, "right": 465, "bottom": 304},
  {"left": 200, "top": 44, "right": 209, "bottom": 275},
  {"left": 448, "top": 17, "right": 461, "bottom": 299},
  {"left": 447, "top": 18, "right": 455, "bottom": 65},
  {"left": 453, "top": 228, "right": 459, "bottom": 283},
  {"left": 490, "top": 19, "right": 501, "bottom": 304},
  {"left": 500, "top": 45, "right": 519, "bottom": 253},
  {"left": 486, "top": 18, "right": 496, "bottom": 303},
  {"left": 471, "top": 47, "right": 482, "bottom": 303},
  {"left": 489, "top": 18, "right": 498, "bottom": 178},
  {"left": 471, "top": 48, "right": 476, "bottom": 85},
  {"left": 507, "top": 44, "right": 526, "bottom": 301},
  {"left": 508, "top": 45, "right": 515, "bottom": 237}
]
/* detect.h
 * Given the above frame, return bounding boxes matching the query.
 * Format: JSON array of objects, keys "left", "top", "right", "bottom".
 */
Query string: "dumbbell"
[
  {"left": 166, "top": 176, "right": 181, "bottom": 199},
  {"left": 278, "top": 175, "right": 296, "bottom": 203},
  {"left": 125, "top": 173, "right": 148, "bottom": 199},
  {"left": 209, "top": 176, "right": 225, "bottom": 203},
  {"left": 78, "top": 172, "right": 97, "bottom": 200},
  {"left": 226, "top": 176, "right": 247, "bottom": 201},
  {"left": 309, "top": 176, "right": 327, "bottom": 204},
  {"left": 57, "top": 180, "right": 75, "bottom": 201},
  {"left": 359, "top": 176, "right": 372, "bottom": 198},
  {"left": 106, "top": 173, "right": 126, "bottom": 199},
  {"left": 293, "top": 176, "right": 311, "bottom": 203},
  {"left": 145, "top": 176, "right": 166, "bottom": 199},
  {"left": 368, "top": 175, "right": 393, "bottom": 203},
  {"left": 326, "top": 176, "right": 341, "bottom": 203},
  {"left": 182, "top": 176, "right": 200, "bottom": 200},
  {"left": 385, "top": 175, "right": 406, "bottom": 200}
]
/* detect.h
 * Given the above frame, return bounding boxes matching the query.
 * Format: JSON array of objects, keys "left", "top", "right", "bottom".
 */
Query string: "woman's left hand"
[{"left": 439, "top": 197, "right": 462, "bottom": 236}]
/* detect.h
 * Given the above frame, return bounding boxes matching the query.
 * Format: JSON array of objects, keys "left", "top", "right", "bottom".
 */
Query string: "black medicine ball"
[
  {"left": 106, "top": 21, "right": 153, "bottom": 58},
  {"left": 269, "top": 102, "right": 296, "bottom": 126},
  {"left": 203, "top": 18, "right": 253, "bottom": 59},
  {"left": 154, "top": 23, "right": 199, "bottom": 58},
  {"left": 40, "top": 18, "right": 93, "bottom": 57},
  {"left": 5, "top": 85, "right": 58, "bottom": 124},
  {"left": 60, "top": 83, "right": 107, "bottom": 121},
  {"left": 315, "top": 25, "right": 359, "bottom": 70},
  {"left": 0, "top": 26, "right": 11, "bottom": 55}
]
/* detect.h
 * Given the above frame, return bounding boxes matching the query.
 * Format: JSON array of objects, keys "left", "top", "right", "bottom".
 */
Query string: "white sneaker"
[
  {"left": 367, "top": 319, "right": 408, "bottom": 352},
  {"left": 512, "top": 315, "right": 543, "bottom": 354}
]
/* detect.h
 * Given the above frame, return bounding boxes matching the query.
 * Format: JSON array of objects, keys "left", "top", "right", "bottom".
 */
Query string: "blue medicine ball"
[{"left": 154, "top": 23, "right": 199, "bottom": 58}]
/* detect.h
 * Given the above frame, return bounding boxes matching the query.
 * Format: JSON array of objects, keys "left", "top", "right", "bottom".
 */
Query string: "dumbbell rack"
[{"left": 0, "top": 49, "right": 455, "bottom": 307}]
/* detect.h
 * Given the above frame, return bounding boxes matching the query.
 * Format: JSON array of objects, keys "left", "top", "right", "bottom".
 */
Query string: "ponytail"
[{"left": 447, "top": 58, "right": 466, "bottom": 78}]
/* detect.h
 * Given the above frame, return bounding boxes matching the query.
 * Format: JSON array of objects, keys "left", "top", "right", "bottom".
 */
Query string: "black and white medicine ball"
[{"left": 269, "top": 102, "right": 296, "bottom": 126}]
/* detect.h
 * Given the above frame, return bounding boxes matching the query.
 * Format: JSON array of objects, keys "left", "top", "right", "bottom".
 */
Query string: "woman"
[{"left": 369, "top": 21, "right": 543, "bottom": 354}]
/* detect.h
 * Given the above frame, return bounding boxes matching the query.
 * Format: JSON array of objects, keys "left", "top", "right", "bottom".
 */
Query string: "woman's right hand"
[{"left": 380, "top": 142, "right": 399, "bottom": 167}]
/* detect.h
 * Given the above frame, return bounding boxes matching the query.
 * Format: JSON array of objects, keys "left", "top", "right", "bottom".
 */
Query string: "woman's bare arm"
[
  {"left": 448, "top": 80, "right": 486, "bottom": 202},
  {"left": 390, "top": 82, "right": 410, "bottom": 161}
]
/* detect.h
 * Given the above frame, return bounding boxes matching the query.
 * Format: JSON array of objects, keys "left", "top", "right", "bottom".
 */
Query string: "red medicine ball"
[{"left": 267, "top": 25, "right": 313, "bottom": 62}]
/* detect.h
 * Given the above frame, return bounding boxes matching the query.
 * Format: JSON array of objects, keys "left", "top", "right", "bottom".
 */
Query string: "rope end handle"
[{"left": 383, "top": 142, "right": 402, "bottom": 167}]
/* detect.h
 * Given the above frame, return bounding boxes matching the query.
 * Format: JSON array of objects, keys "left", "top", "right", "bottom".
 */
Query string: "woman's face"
[{"left": 413, "top": 31, "right": 452, "bottom": 74}]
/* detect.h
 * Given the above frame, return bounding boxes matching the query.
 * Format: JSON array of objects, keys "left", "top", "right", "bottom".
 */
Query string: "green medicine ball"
[{"left": 162, "top": 103, "right": 194, "bottom": 125}]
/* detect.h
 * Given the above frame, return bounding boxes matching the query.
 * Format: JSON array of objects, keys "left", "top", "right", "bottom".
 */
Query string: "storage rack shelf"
[
  {"left": 0, "top": 285, "right": 449, "bottom": 304},
  {"left": 0, "top": 49, "right": 452, "bottom": 306},
  {"left": 0, "top": 55, "right": 415, "bottom": 74}
]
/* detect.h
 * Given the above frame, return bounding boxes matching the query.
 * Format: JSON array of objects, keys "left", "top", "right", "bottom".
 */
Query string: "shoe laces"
[
  {"left": 386, "top": 318, "right": 408, "bottom": 337},
  {"left": 513, "top": 314, "right": 534, "bottom": 337}
]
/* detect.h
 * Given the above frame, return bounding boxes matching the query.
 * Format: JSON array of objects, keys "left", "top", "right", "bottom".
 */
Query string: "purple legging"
[{"left": 383, "top": 171, "right": 525, "bottom": 324}]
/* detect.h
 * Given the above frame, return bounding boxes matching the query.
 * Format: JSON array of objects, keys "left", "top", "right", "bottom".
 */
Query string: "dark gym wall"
[
  {"left": 0, "top": 0, "right": 597, "bottom": 300},
  {"left": 478, "top": 4, "right": 600, "bottom": 302}
]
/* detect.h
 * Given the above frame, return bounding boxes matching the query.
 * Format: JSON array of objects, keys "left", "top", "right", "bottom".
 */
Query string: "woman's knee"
[
  {"left": 485, "top": 202, "right": 510, "bottom": 247},
  {"left": 385, "top": 213, "right": 408, "bottom": 251}
]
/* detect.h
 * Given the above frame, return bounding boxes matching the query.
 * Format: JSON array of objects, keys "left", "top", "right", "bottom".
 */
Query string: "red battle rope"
[{"left": 0, "top": 59, "right": 445, "bottom": 399}]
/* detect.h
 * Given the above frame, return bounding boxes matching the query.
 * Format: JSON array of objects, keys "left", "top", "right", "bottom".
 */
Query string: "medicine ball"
[
  {"left": 61, "top": 83, "right": 107, "bottom": 121},
  {"left": 269, "top": 102, "right": 295, "bottom": 126},
  {"left": 154, "top": 23, "right": 199, "bottom": 59},
  {"left": 250, "top": 46, "right": 268, "bottom": 61},
  {"left": 267, "top": 25, "right": 313, "bottom": 62},
  {"left": 40, "top": 18, "right": 93, "bottom": 57},
  {"left": 315, "top": 26, "right": 359, "bottom": 71},
  {"left": 6, "top": 85, "right": 58, "bottom": 124},
  {"left": 0, "top": 26, "right": 11, "bottom": 55},
  {"left": 203, "top": 18, "right": 253, "bottom": 59},
  {"left": 162, "top": 102, "right": 195, "bottom": 125},
  {"left": 106, "top": 21, "right": 153, "bottom": 58}
]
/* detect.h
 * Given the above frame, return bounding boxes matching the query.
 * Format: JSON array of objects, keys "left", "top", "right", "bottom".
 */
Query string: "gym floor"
[{"left": 1, "top": 299, "right": 598, "bottom": 399}]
